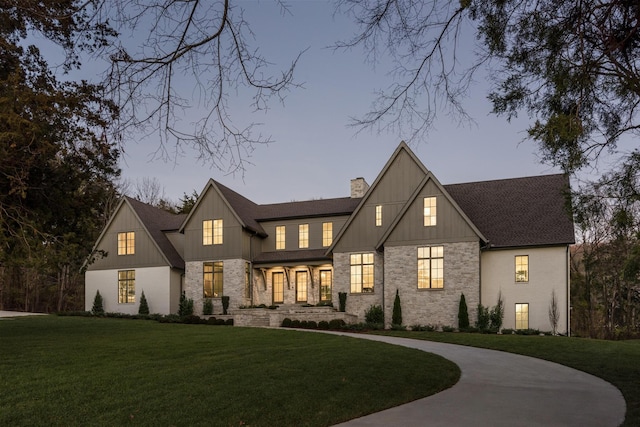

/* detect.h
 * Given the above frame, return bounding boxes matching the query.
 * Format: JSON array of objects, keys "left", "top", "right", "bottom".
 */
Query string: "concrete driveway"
[{"left": 329, "top": 332, "right": 626, "bottom": 427}]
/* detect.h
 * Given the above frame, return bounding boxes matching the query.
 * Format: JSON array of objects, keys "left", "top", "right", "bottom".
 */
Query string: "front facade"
[{"left": 86, "top": 142, "right": 575, "bottom": 333}]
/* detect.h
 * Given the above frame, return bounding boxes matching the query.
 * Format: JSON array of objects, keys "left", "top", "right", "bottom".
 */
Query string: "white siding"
[
  {"left": 85, "top": 266, "right": 178, "bottom": 315},
  {"left": 481, "top": 246, "right": 569, "bottom": 334}
]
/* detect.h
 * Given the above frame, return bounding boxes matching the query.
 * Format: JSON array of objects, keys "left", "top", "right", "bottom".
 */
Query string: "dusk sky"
[{"left": 117, "top": 1, "right": 570, "bottom": 205}]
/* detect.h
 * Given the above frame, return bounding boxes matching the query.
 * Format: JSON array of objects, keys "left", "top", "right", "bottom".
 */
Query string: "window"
[
  {"left": 299, "top": 224, "right": 309, "bottom": 248},
  {"left": 418, "top": 246, "right": 444, "bottom": 289},
  {"left": 276, "top": 226, "right": 285, "bottom": 250},
  {"left": 296, "top": 271, "right": 308, "bottom": 302},
  {"left": 320, "top": 270, "right": 332, "bottom": 301},
  {"left": 322, "top": 222, "right": 333, "bottom": 247},
  {"left": 245, "top": 262, "right": 251, "bottom": 299},
  {"left": 204, "top": 261, "right": 223, "bottom": 298},
  {"left": 350, "top": 253, "right": 374, "bottom": 293},
  {"left": 213, "top": 219, "right": 223, "bottom": 245},
  {"left": 375, "top": 205, "right": 382, "bottom": 227},
  {"left": 515, "top": 256, "right": 529, "bottom": 282},
  {"left": 118, "top": 270, "right": 135, "bottom": 303},
  {"left": 273, "top": 272, "right": 284, "bottom": 304},
  {"left": 515, "top": 303, "right": 529, "bottom": 329},
  {"left": 202, "top": 220, "right": 212, "bottom": 245},
  {"left": 117, "top": 232, "right": 135, "bottom": 255},
  {"left": 423, "top": 197, "right": 437, "bottom": 226}
]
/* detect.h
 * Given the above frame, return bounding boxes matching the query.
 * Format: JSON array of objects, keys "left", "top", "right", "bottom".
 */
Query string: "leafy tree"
[
  {"left": 392, "top": 289, "right": 403, "bottom": 325},
  {"left": 475, "top": 304, "right": 490, "bottom": 331},
  {"left": 489, "top": 291, "right": 504, "bottom": 331},
  {"left": 458, "top": 293, "right": 470, "bottom": 330}
]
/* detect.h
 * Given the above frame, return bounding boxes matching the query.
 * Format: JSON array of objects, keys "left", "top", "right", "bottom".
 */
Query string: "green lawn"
[
  {"left": 379, "top": 330, "right": 640, "bottom": 427},
  {"left": 0, "top": 317, "right": 459, "bottom": 427}
]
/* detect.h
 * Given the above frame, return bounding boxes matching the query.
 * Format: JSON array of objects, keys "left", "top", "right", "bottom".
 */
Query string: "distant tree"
[
  {"left": 177, "top": 191, "right": 200, "bottom": 215},
  {"left": 392, "top": 289, "right": 403, "bottom": 326},
  {"left": 458, "top": 293, "right": 470, "bottom": 330}
]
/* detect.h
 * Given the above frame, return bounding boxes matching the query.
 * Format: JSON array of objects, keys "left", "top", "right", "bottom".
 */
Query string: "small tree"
[
  {"left": 489, "top": 291, "right": 505, "bottom": 331},
  {"left": 458, "top": 293, "right": 470, "bottom": 330},
  {"left": 392, "top": 289, "right": 403, "bottom": 326},
  {"left": 138, "top": 291, "right": 150, "bottom": 315},
  {"left": 365, "top": 304, "right": 384, "bottom": 324},
  {"left": 338, "top": 292, "right": 347, "bottom": 312},
  {"left": 91, "top": 290, "right": 104, "bottom": 316},
  {"left": 549, "top": 290, "right": 560, "bottom": 335},
  {"left": 203, "top": 298, "right": 213, "bottom": 316}
]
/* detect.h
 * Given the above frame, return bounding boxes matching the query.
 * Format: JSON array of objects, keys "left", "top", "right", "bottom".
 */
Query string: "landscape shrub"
[
  {"left": 475, "top": 304, "right": 490, "bottom": 331},
  {"left": 225, "top": 318, "right": 234, "bottom": 326},
  {"left": 291, "top": 319, "right": 301, "bottom": 328},
  {"left": 178, "top": 292, "right": 194, "bottom": 316},
  {"left": 207, "top": 317, "right": 218, "bottom": 325},
  {"left": 390, "top": 323, "right": 406, "bottom": 331},
  {"left": 328, "top": 319, "right": 346, "bottom": 329},
  {"left": 338, "top": 292, "right": 347, "bottom": 312},
  {"left": 91, "top": 290, "right": 105, "bottom": 316},
  {"left": 442, "top": 325, "right": 455, "bottom": 332},
  {"left": 221, "top": 296, "right": 230, "bottom": 315},
  {"left": 365, "top": 304, "right": 384, "bottom": 324},
  {"left": 458, "top": 293, "right": 469, "bottom": 330},
  {"left": 306, "top": 320, "right": 318, "bottom": 329},
  {"left": 501, "top": 328, "right": 515, "bottom": 335},
  {"left": 138, "top": 291, "right": 150, "bottom": 315},
  {"left": 181, "top": 315, "right": 202, "bottom": 324},
  {"left": 300, "top": 320, "right": 309, "bottom": 328},
  {"left": 489, "top": 292, "right": 504, "bottom": 331},
  {"left": 392, "top": 290, "right": 402, "bottom": 326},
  {"left": 318, "top": 320, "right": 330, "bottom": 329},
  {"left": 316, "top": 301, "right": 333, "bottom": 307},
  {"left": 281, "top": 318, "right": 293, "bottom": 328},
  {"left": 202, "top": 299, "right": 213, "bottom": 315}
]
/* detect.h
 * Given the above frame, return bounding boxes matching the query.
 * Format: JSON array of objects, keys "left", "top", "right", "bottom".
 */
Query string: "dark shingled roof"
[
  {"left": 444, "top": 174, "right": 575, "bottom": 248},
  {"left": 256, "top": 197, "right": 362, "bottom": 220},
  {"left": 126, "top": 197, "right": 186, "bottom": 269},
  {"left": 215, "top": 181, "right": 266, "bottom": 236},
  {"left": 253, "top": 249, "right": 332, "bottom": 265}
]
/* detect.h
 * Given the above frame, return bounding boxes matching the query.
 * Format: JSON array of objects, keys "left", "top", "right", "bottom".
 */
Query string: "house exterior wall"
[
  {"left": 259, "top": 216, "right": 348, "bottom": 253},
  {"left": 253, "top": 265, "right": 334, "bottom": 306},
  {"left": 85, "top": 266, "right": 178, "bottom": 315},
  {"left": 184, "top": 259, "right": 251, "bottom": 315},
  {"left": 333, "top": 251, "right": 384, "bottom": 322},
  {"left": 384, "top": 242, "right": 480, "bottom": 328},
  {"left": 481, "top": 246, "right": 570, "bottom": 333}
]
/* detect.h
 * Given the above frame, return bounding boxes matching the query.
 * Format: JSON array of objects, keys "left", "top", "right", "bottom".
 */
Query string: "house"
[{"left": 85, "top": 142, "right": 575, "bottom": 333}]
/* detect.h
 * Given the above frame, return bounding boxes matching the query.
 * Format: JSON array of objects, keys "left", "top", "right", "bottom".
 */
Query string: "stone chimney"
[{"left": 350, "top": 177, "right": 370, "bottom": 198}]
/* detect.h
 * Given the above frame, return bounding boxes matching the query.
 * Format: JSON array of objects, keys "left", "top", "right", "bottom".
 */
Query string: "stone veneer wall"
[
  {"left": 383, "top": 242, "right": 480, "bottom": 328},
  {"left": 253, "top": 266, "right": 334, "bottom": 306},
  {"left": 333, "top": 251, "right": 384, "bottom": 322},
  {"left": 184, "top": 259, "right": 250, "bottom": 316}
]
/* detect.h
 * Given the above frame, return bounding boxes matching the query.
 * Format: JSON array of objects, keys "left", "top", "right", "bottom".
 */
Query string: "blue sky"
[{"left": 116, "top": 1, "right": 564, "bottom": 205}]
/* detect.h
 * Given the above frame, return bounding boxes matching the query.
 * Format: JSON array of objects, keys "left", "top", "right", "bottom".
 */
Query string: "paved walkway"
[
  {"left": 327, "top": 332, "right": 626, "bottom": 427},
  {"left": 0, "top": 310, "right": 47, "bottom": 318}
]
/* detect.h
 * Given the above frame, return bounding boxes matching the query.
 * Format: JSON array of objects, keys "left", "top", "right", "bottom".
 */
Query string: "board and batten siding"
[
  {"left": 183, "top": 185, "right": 244, "bottom": 261},
  {"left": 259, "top": 216, "right": 349, "bottom": 253},
  {"left": 87, "top": 204, "right": 167, "bottom": 271}
]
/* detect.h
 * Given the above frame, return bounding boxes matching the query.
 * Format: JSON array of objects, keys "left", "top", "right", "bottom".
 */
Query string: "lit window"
[
  {"left": 296, "top": 271, "right": 308, "bottom": 302},
  {"left": 350, "top": 253, "right": 374, "bottom": 293},
  {"left": 118, "top": 270, "right": 135, "bottom": 303},
  {"left": 320, "top": 270, "right": 332, "bottom": 301},
  {"left": 117, "top": 232, "right": 135, "bottom": 255},
  {"left": 515, "top": 303, "right": 529, "bottom": 329},
  {"left": 202, "top": 220, "right": 212, "bottom": 245},
  {"left": 515, "top": 256, "right": 529, "bottom": 282},
  {"left": 273, "top": 272, "right": 284, "bottom": 304},
  {"left": 418, "top": 246, "right": 444, "bottom": 289},
  {"left": 322, "top": 222, "right": 333, "bottom": 247},
  {"left": 299, "top": 224, "right": 309, "bottom": 248},
  {"left": 424, "top": 197, "right": 437, "bottom": 226},
  {"left": 213, "top": 219, "right": 223, "bottom": 245},
  {"left": 375, "top": 205, "right": 382, "bottom": 227},
  {"left": 204, "top": 261, "right": 223, "bottom": 298},
  {"left": 276, "top": 226, "right": 285, "bottom": 250}
]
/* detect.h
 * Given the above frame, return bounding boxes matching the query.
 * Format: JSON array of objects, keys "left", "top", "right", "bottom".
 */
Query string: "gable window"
[
  {"left": 299, "top": 224, "right": 309, "bottom": 248},
  {"left": 273, "top": 272, "right": 284, "bottom": 304},
  {"left": 117, "top": 232, "right": 135, "bottom": 255},
  {"left": 296, "top": 271, "right": 308, "bottom": 302},
  {"left": 515, "top": 303, "right": 529, "bottom": 329},
  {"left": 204, "top": 261, "right": 223, "bottom": 298},
  {"left": 418, "top": 246, "right": 444, "bottom": 289},
  {"left": 276, "top": 226, "right": 285, "bottom": 250},
  {"left": 515, "top": 255, "right": 529, "bottom": 282},
  {"left": 375, "top": 205, "right": 382, "bottom": 227},
  {"left": 203, "top": 220, "right": 212, "bottom": 245},
  {"left": 320, "top": 270, "right": 332, "bottom": 301},
  {"left": 203, "top": 219, "right": 223, "bottom": 245},
  {"left": 118, "top": 270, "right": 135, "bottom": 303},
  {"left": 350, "top": 253, "right": 374, "bottom": 293},
  {"left": 424, "top": 197, "right": 437, "bottom": 226},
  {"left": 322, "top": 222, "right": 333, "bottom": 247},
  {"left": 213, "top": 219, "right": 223, "bottom": 245}
]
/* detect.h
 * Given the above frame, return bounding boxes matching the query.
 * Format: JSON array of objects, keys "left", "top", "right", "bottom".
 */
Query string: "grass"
[
  {"left": 378, "top": 330, "right": 640, "bottom": 427},
  {"left": 0, "top": 316, "right": 459, "bottom": 427}
]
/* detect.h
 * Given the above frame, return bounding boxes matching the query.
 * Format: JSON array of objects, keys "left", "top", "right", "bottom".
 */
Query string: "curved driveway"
[{"left": 328, "top": 332, "right": 626, "bottom": 427}]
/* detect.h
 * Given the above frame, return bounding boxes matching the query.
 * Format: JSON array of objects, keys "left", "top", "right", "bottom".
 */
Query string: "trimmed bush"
[
  {"left": 442, "top": 325, "right": 455, "bottom": 332},
  {"left": 328, "top": 319, "right": 346, "bottom": 329},
  {"left": 291, "top": 319, "right": 301, "bottom": 328},
  {"left": 306, "top": 320, "right": 318, "bottom": 329},
  {"left": 207, "top": 317, "right": 218, "bottom": 325},
  {"left": 475, "top": 304, "right": 490, "bottom": 331},
  {"left": 392, "top": 289, "right": 402, "bottom": 326},
  {"left": 338, "top": 292, "right": 347, "bottom": 312},
  {"left": 458, "top": 293, "right": 469, "bottom": 330},
  {"left": 221, "top": 296, "right": 230, "bottom": 315},
  {"left": 281, "top": 318, "right": 293, "bottom": 328},
  {"left": 138, "top": 291, "right": 150, "bottom": 315},
  {"left": 182, "top": 315, "right": 202, "bottom": 324},
  {"left": 318, "top": 320, "right": 330, "bottom": 330},
  {"left": 178, "top": 292, "right": 194, "bottom": 317},
  {"left": 202, "top": 299, "right": 213, "bottom": 316},
  {"left": 225, "top": 318, "right": 234, "bottom": 326},
  {"left": 91, "top": 290, "right": 105, "bottom": 316},
  {"left": 365, "top": 304, "right": 384, "bottom": 324}
]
